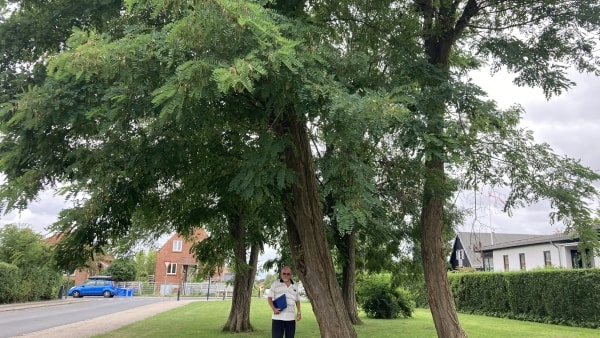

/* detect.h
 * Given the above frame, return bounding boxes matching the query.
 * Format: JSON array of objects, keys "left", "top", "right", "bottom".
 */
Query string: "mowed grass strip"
[{"left": 94, "top": 300, "right": 600, "bottom": 338}]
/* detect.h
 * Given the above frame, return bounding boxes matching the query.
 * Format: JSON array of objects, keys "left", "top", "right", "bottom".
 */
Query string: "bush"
[
  {"left": 106, "top": 258, "right": 137, "bottom": 282},
  {"left": 0, "top": 262, "right": 19, "bottom": 303},
  {"left": 357, "top": 274, "right": 414, "bottom": 319}
]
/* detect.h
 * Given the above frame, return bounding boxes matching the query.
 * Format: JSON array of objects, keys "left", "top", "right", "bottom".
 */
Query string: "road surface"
[{"left": 0, "top": 297, "right": 193, "bottom": 338}]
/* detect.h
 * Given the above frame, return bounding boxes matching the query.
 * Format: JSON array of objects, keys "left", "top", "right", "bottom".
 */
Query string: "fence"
[{"left": 115, "top": 281, "right": 234, "bottom": 298}]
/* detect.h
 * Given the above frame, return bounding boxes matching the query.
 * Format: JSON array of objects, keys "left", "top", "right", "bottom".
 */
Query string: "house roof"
[
  {"left": 481, "top": 232, "right": 577, "bottom": 251},
  {"left": 454, "top": 232, "right": 544, "bottom": 268},
  {"left": 480, "top": 224, "right": 600, "bottom": 251}
]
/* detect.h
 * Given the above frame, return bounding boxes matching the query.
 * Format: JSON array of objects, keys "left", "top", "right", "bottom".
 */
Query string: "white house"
[
  {"left": 481, "top": 232, "right": 600, "bottom": 271},
  {"left": 450, "top": 229, "right": 600, "bottom": 272}
]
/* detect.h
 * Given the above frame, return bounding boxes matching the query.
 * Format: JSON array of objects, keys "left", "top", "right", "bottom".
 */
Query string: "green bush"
[
  {"left": 0, "top": 262, "right": 19, "bottom": 303},
  {"left": 357, "top": 274, "right": 414, "bottom": 319},
  {"left": 106, "top": 258, "right": 137, "bottom": 282}
]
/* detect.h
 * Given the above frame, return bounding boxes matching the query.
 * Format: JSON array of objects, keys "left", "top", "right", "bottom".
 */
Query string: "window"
[
  {"left": 503, "top": 255, "right": 509, "bottom": 271},
  {"left": 172, "top": 240, "right": 183, "bottom": 252},
  {"left": 457, "top": 249, "right": 464, "bottom": 267},
  {"left": 484, "top": 256, "right": 494, "bottom": 271},
  {"left": 167, "top": 263, "right": 178, "bottom": 275},
  {"left": 543, "top": 251, "right": 552, "bottom": 267},
  {"left": 519, "top": 253, "right": 526, "bottom": 270}
]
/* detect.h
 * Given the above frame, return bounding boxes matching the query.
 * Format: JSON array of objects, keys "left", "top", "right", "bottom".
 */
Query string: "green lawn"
[{"left": 95, "top": 300, "right": 600, "bottom": 337}]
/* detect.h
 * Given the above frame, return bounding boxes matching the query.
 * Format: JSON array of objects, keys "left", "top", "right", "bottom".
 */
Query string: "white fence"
[{"left": 116, "top": 281, "right": 234, "bottom": 298}]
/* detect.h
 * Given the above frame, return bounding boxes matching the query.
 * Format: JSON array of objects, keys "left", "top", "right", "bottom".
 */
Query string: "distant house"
[
  {"left": 45, "top": 234, "right": 114, "bottom": 285},
  {"left": 155, "top": 229, "right": 229, "bottom": 294},
  {"left": 450, "top": 230, "right": 600, "bottom": 272}
]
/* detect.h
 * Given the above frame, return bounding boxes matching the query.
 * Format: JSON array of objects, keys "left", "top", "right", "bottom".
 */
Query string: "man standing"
[{"left": 267, "top": 266, "right": 302, "bottom": 338}]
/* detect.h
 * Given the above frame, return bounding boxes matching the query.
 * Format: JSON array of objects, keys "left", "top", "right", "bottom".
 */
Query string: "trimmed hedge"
[
  {"left": 449, "top": 269, "right": 600, "bottom": 328},
  {"left": 0, "top": 263, "right": 61, "bottom": 303}
]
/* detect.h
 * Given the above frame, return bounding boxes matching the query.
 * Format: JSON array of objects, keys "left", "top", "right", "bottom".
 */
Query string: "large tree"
[
  {"left": 313, "top": 1, "right": 600, "bottom": 336},
  {"left": 413, "top": 3, "right": 600, "bottom": 335},
  {"left": 0, "top": 0, "right": 274, "bottom": 332},
  {"left": 0, "top": 1, "right": 358, "bottom": 336}
]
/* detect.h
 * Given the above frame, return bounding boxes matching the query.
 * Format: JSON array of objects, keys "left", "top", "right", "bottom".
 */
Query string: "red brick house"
[{"left": 155, "top": 229, "right": 229, "bottom": 293}]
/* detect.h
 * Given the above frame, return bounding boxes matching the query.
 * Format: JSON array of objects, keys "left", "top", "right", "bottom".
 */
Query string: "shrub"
[
  {"left": 357, "top": 274, "right": 414, "bottom": 319},
  {"left": 0, "top": 262, "right": 19, "bottom": 303},
  {"left": 106, "top": 258, "right": 137, "bottom": 282}
]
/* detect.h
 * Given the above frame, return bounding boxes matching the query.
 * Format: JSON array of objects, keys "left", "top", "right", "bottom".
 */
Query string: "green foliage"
[
  {"left": 134, "top": 249, "right": 156, "bottom": 281},
  {"left": 449, "top": 269, "right": 600, "bottom": 328},
  {"left": 106, "top": 258, "right": 137, "bottom": 282},
  {"left": 356, "top": 273, "right": 414, "bottom": 319},
  {"left": 0, "top": 224, "right": 61, "bottom": 302},
  {"left": 0, "top": 262, "right": 19, "bottom": 303}
]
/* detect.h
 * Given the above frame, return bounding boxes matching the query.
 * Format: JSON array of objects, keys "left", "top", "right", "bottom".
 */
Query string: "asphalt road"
[{"left": 0, "top": 297, "right": 191, "bottom": 338}]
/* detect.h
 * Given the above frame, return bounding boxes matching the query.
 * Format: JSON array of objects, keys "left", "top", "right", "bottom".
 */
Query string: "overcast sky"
[
  {"left": 462, "top": 69, "right": 600, "bottom": 235},
  {"left": 1, "top": 69, "right": 599, "bottom": 239}
]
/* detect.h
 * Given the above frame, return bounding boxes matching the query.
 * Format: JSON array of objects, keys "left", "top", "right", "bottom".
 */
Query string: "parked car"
[{"left": 68, "top": 278, "right": 117, "bottom": 298}]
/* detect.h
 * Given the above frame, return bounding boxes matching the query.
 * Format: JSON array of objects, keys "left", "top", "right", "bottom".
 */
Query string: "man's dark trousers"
[{"left": 272, "top": 319, "right": 296, "bottom": 338}]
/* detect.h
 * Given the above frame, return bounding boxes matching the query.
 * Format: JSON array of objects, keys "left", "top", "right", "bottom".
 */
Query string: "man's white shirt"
[{"left": 268, "top": 279, "right": 300, "bottom": 321}]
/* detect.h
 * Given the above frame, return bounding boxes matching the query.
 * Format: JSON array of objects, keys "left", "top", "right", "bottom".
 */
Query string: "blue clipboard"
[{"left": 273, "top": 294, "right": 287, "bottom": 310}]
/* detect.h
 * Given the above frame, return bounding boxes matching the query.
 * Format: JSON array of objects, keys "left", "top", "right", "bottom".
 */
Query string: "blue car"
[{"left": 68, "top": 277, "right": 117, "bottom": 298}]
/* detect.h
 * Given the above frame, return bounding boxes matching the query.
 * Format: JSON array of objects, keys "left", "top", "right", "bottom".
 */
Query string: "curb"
[{"left": 0, "top": 298, "right": 92, "bottom": 312}]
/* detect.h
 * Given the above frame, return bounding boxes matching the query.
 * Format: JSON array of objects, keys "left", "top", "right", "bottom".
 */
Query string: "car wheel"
[
  {"left": 103, "top": 290, "right": 112, "bottom": 298},
  {"left": 72, "top": 291, "right": 81, "bottom": 298}
]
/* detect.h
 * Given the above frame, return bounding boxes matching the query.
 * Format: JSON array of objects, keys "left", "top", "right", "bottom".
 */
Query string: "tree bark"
[
  {"left": 277, "top": 110, "right": 357, "bottom": 338},
  {"left": 421, "top": 157, "right": 466, "bottom": 338},
  {"left": 419, "top": 81, "right": 467, "bottom": 338},
  {"left": 336, "top": 231, "right": 362, "bottom": 325},
  {"left": 223, "top": 214, "right": 259, "bottom": 332}
]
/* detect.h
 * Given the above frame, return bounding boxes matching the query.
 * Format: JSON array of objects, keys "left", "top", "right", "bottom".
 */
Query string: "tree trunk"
[
  {"left": 417, "top": 2, "right": 472, "bottom": 334},
  {"left": 419, "top": 59, "right": 466, "bottom": 336},
  {"left": 223, "top": 215, "right": 259, "bottom": 332},
  {"left": 420, "top": 157, "right": 466, "bottom": 338},
  {"left": 277, "top": 111, "right": 357, "bottom": 338},
  {"left": 337, "top": 231, "right": 362, "bottom": 325},
  {"left": 419, "top": 78, "right": 466, "bottom": 337}
]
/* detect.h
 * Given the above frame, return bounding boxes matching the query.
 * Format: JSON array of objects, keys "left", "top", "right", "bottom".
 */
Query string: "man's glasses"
[{"left": 282, "top": 273, "right": 291, "bottom": 275}]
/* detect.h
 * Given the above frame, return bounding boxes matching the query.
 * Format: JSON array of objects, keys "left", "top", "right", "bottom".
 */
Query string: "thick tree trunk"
[
  {"left": 223, "top": 215, "right": 259, "bottom": 332},
  {"left": 420, "top": 157, "right": 466, "bottom": 338},
  {"left": 278, "top": 111, "right": 357, "bottom": 338},
  {"left": 337, "top": 231, "right": 362, "bottom": 325},
  {"left": 419, "top": 73, "right": 466, "bottom": 337}
]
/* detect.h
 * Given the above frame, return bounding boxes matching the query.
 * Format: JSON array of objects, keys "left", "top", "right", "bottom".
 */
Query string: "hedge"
[
  {"left": 0, "top": 263, "right": 61, "bottom": 304},
  {"left": 449, "top": 269, "right": 600, "bottom": 328}
]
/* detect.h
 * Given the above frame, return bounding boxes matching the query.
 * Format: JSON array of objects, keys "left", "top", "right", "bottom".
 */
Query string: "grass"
[{"left": 95, "top": 299, "right": 600, "bottom": 337}]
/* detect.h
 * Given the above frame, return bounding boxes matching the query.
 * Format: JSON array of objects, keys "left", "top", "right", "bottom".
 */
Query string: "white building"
[
  {"left": 481, "top": 232, "right": 600, "bottom": 271},
  {"left": 450, "top": 229, "right": 600, "bottom": 272}
]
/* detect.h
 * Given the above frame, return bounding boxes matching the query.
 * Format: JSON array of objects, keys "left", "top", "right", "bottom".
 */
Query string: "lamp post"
[{"left": 206, "top": 275, "right": 211, "bottom": 301}]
